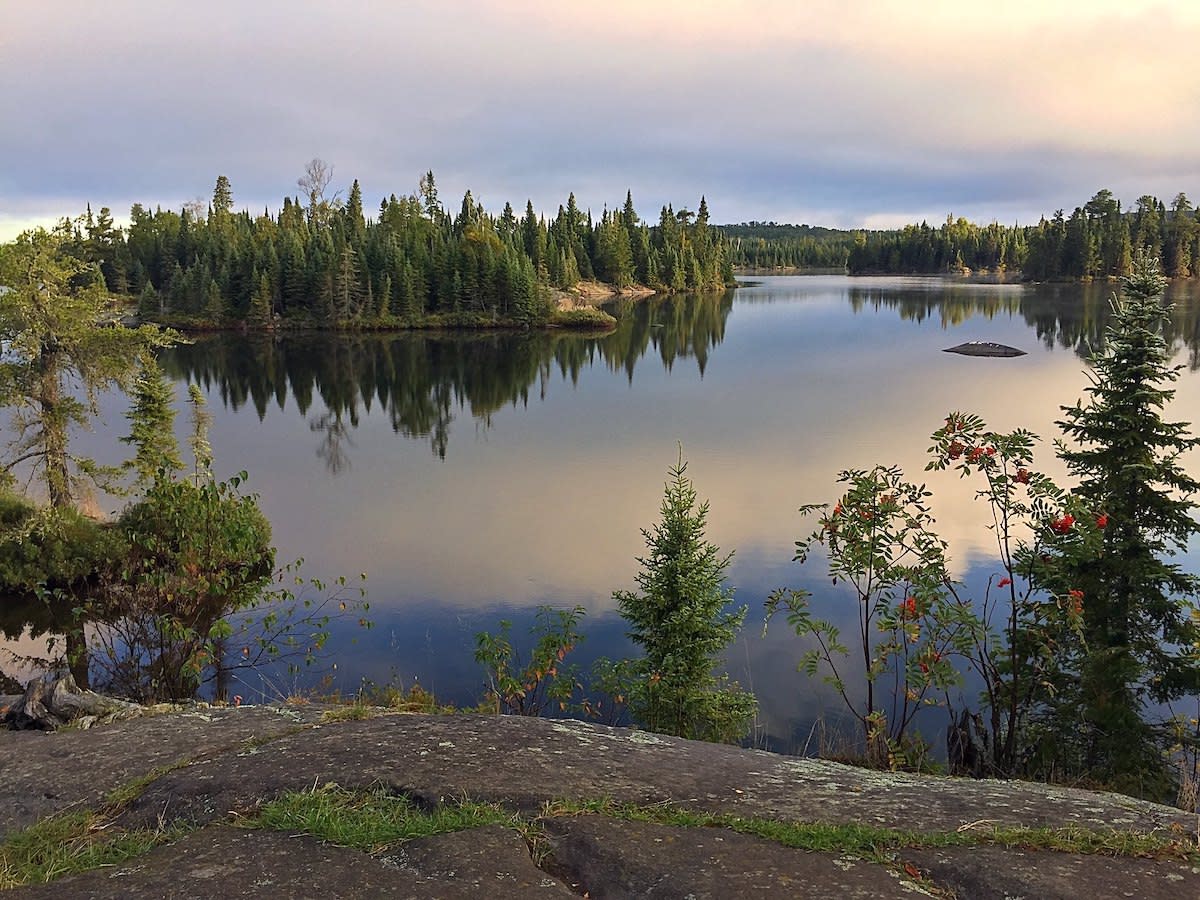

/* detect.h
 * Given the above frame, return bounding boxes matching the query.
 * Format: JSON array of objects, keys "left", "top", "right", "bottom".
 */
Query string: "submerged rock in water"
[{"left": 943, "top": 341, "right": 1027, "bottom": 357}]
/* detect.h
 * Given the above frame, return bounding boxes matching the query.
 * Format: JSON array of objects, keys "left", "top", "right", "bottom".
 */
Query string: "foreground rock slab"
[
  {"left": 8, "top": 824, "right": 575, "bottom": 899},
  {"left": 106, "top": 714, "right": 1194, "bottom": 835},
  {"left": 546, "top": 814, "right": 920, "bottom": 899},
  {"left": 901, "top": 844, "right": 1200, "bottom": 900},
  {"left": 2, "top": 709, "right": 1196, "bottom": 898},
  {"left": 0, "top": 704, "right": 324, "bottom": 838}
]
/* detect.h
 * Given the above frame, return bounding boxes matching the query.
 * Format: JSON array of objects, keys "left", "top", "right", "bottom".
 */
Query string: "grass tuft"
[
  {"left": 540, "top": 798, "right": 1200, "bottom": 864},
  {"left": 0, "top": 810, "right": 186, "bottom": 889},
  {"left": 252, "top": 785, "right": 526, "bottom": 852}
]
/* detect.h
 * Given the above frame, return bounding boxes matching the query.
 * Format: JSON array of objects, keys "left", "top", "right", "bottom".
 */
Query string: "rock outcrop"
[{"left": 1, "top": 707, "right": 1196, "bottom": 898}]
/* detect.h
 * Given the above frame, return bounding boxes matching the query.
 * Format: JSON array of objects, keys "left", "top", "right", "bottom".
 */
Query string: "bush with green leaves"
[
  {"left": 766, "top": 464, "right": 975, "bottom": 768},
  {"left": 0, "top": 490, "right": 125, "bottom": 592},
  {"left": 91, "top": 468, "right": 274, "bottom": 701},
  {"left": 474, "top": 605, "right": 584, "bottom": 716},
  {"left": 767, "top": 419, "right": 1102, "bottom": 773},
  {"left": 926, "top": 414, "right": 1096, "bottom": 776}
]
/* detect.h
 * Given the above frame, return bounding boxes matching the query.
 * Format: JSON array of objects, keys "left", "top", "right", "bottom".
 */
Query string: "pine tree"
[
  {"left": 345, "top": 179, "right": 366, "bottom": 244},
  {"left": 614, "top": 451, "right": 755, "bottom": 741},
  {"left": 211, "top": 175, "right": 233, "bottom": 219},
  {"left": 1054, "top": 250, "right": 1200, "bottom": 789},
  {"left": 186, "top": 384, "right": 213, "bottom": 483},
  {"left": 248, "top": 272, "right": 274, "bottom": 328},
  {"left": 121, "top": 355, "right": 183, "bottom": 491}
]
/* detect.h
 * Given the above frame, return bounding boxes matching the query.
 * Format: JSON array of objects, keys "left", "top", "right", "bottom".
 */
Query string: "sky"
[{"left": 3, "top": 0, "right": 1200, "bottom": 240}]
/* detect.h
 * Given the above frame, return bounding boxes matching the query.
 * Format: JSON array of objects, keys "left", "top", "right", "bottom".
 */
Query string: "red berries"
[
  {"left": 1067, "top": 589, "right": 1084, "bottom": 615},
  {"left": 1050, "top": 514, "right": 1075, "bottom": 534}
]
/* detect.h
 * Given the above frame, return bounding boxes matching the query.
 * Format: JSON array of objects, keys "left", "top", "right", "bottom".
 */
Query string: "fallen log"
[{"left": 1, "top": 671, "right": 142, "bottom": 730}]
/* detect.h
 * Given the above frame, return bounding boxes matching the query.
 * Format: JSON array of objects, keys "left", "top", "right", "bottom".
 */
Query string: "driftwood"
[
  {"left": 943, "top": 341, "right": 1027, "bottom": 358},
  {"left": 946, "top": 708, "right": 993, "bottom": 778},
  {"left": 1, "top": 671, "right": 142, "bottom": 730}
]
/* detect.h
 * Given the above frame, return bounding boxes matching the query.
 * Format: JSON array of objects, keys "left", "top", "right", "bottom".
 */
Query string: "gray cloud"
[{"left": 3, "top": 1, "right": 1199, "bottom": 236}]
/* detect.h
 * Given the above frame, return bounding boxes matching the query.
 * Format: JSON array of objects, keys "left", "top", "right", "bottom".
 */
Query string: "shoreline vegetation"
[
  {"left": 723, "top": 187, "right": 1200, "bottom": 281},
  {"left": 25, "top": 165, "right": 736, "bottom": 335}
]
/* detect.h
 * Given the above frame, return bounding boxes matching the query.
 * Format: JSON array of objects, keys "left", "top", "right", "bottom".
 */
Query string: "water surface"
[{"left": 7, "top": 276, "right": 1200, "bottom": 750}]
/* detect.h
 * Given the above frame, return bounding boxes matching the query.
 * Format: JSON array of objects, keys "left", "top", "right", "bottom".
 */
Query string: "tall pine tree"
[{"left": 1054, "top": 250, "right": 1200, "bottom": 790}]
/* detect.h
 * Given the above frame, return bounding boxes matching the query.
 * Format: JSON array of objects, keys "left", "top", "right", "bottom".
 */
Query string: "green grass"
[
  {"left": 4, "top": 778, "right": 1195, "bottom": 891},
  {"left": 0, "top": 809, "right": 187, "bottom": 889},
  {"left": 252, "top": 787, "right": 1200, "bottom": 866},
  {"left": 0, "top": 761, "right": 200, "bottom": 889},
  {"left": 252, "top": 785, "right": 528, "bottom": 852},
  {"left": 541, "top": 798, "right": 1200, "bottom": 863}
]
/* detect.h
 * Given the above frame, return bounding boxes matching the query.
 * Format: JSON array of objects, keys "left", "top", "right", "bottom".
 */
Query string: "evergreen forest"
[
  {"left": 62, "top": 168, "right": 736, "bottom": 330},
  {"left": 723, "top": 189, "right": 1200, "bottom": 280}
]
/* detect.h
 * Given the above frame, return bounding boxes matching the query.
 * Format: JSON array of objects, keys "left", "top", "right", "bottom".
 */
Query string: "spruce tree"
[
  {"left": 1054, "top": 250, "right": 1200, "bottom": 789},
  {"left": 614, "top": 451, "right": 754, "bottom": 741},
  {"left": 121, "top": 355, "right": 183, "bottom": 491}
]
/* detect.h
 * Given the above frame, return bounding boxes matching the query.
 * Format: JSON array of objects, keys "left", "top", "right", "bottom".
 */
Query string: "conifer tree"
[
  {"left": 121, "top": 355, "right": 183, "bottom": 491},
  {"left": 247, "top": 272, "right": 274, "bottom": 328},
  {"left": 211, "top": 175, "right": 233, "bottom": 219},
  {"left": 0, "top": 222, "right": 172, "bottom": 508},
  {"left": 614, "top": 451, "right": 755, "bottom": 741},
  {"left": 1054, "top": 250, "right": 1200, "bottom": 788}
]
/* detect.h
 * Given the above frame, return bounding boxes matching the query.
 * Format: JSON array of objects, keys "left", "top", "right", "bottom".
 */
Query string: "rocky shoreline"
[{"left": 1, "top": 694, "right": 1197, "bottom": 898}]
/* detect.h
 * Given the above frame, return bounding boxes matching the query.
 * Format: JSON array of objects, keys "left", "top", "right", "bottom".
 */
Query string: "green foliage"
[
  {"left": 580, "top": 655, "right": 637, "bottom": 726},
  {"left": 474, "top": 605, "right": 584, "bottom": 716},
  {"left": 0, "top": 221, "right": 174, "bottom": 508},
  {"left": 254, "top": 786, "right": 522, "bottom": 851},
  {"left": 767, "top": 464, "right": 974, "bottom": 768},
  {"left": 769, "top": 417, "right": 1107, "bottom": 775},
  {"left": 0, "top": 765, "right": 195, "bottom": 889},
  {"left": 120, "top": 355, "right": 183, "bottom": 491},
  {"left": 184, "top": 383, "right": 213, "bottom": 477},
  {"left": 1051, "top": 251, "right": 1200, "bottom": 788},
  {"left": 549, "top": 307, "right": 617, "bottom": 329},
  {"left": 549, "top": 798, "right": 1200, "bottom": 864},
  {"left": 926, "top": 413, "right": 1095, "bottom": 776},
  {"left": 0, "top": 490, "right": 125, "bottom": 591},
  {"left": 29, "top": 173, "right": 736, "bottom": 333},
  {"left": 101, "top": 466, "right": 274, "bottom": 701},
  {"left": 615, "top": 452, "right": 754, "bottom": 742},
  {"left": 0, "top": 809, "right": 183, "bottom": 890},
  {"left": 726, "top": 187, "right": 1199, "bottom": 281}
]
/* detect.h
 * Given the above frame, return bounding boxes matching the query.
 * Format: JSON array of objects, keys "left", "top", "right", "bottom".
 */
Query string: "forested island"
[
  {"left": 59, "top": 165, "right": 736, "bottom": 331},
  {"left": 37, "top": 180, "right": 1200, "bottom": 332},
  {"left": 724, "top": 189, "right": 1200, "bottom": 280}
]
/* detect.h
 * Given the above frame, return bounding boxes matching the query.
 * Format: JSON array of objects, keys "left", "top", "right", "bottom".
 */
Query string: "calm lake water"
[{"left": 6, "top": 275, "right": 1200, "bottom": 750}]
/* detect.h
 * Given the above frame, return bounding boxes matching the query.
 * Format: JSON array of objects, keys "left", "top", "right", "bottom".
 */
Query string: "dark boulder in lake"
[{"left": 943, "top": 341, "right": 1027, "bottom": 357}]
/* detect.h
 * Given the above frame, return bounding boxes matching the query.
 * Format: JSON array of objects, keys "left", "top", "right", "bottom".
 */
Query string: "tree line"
[
  {"left": 721, "top": 189, "right": 1200, "bottom": 280},
  {"left": 64, "top": 165, "right": 736, "bottom": 329}
]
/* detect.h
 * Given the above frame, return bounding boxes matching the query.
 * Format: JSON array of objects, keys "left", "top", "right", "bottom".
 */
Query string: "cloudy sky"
[{"left": 3, "top": 1, "right": 1199, "bottom": 239}]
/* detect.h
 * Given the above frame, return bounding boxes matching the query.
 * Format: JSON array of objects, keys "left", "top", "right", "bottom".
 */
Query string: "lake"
[{"left": 5, "top": 275, "right": 1200, "bottom": 751}]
